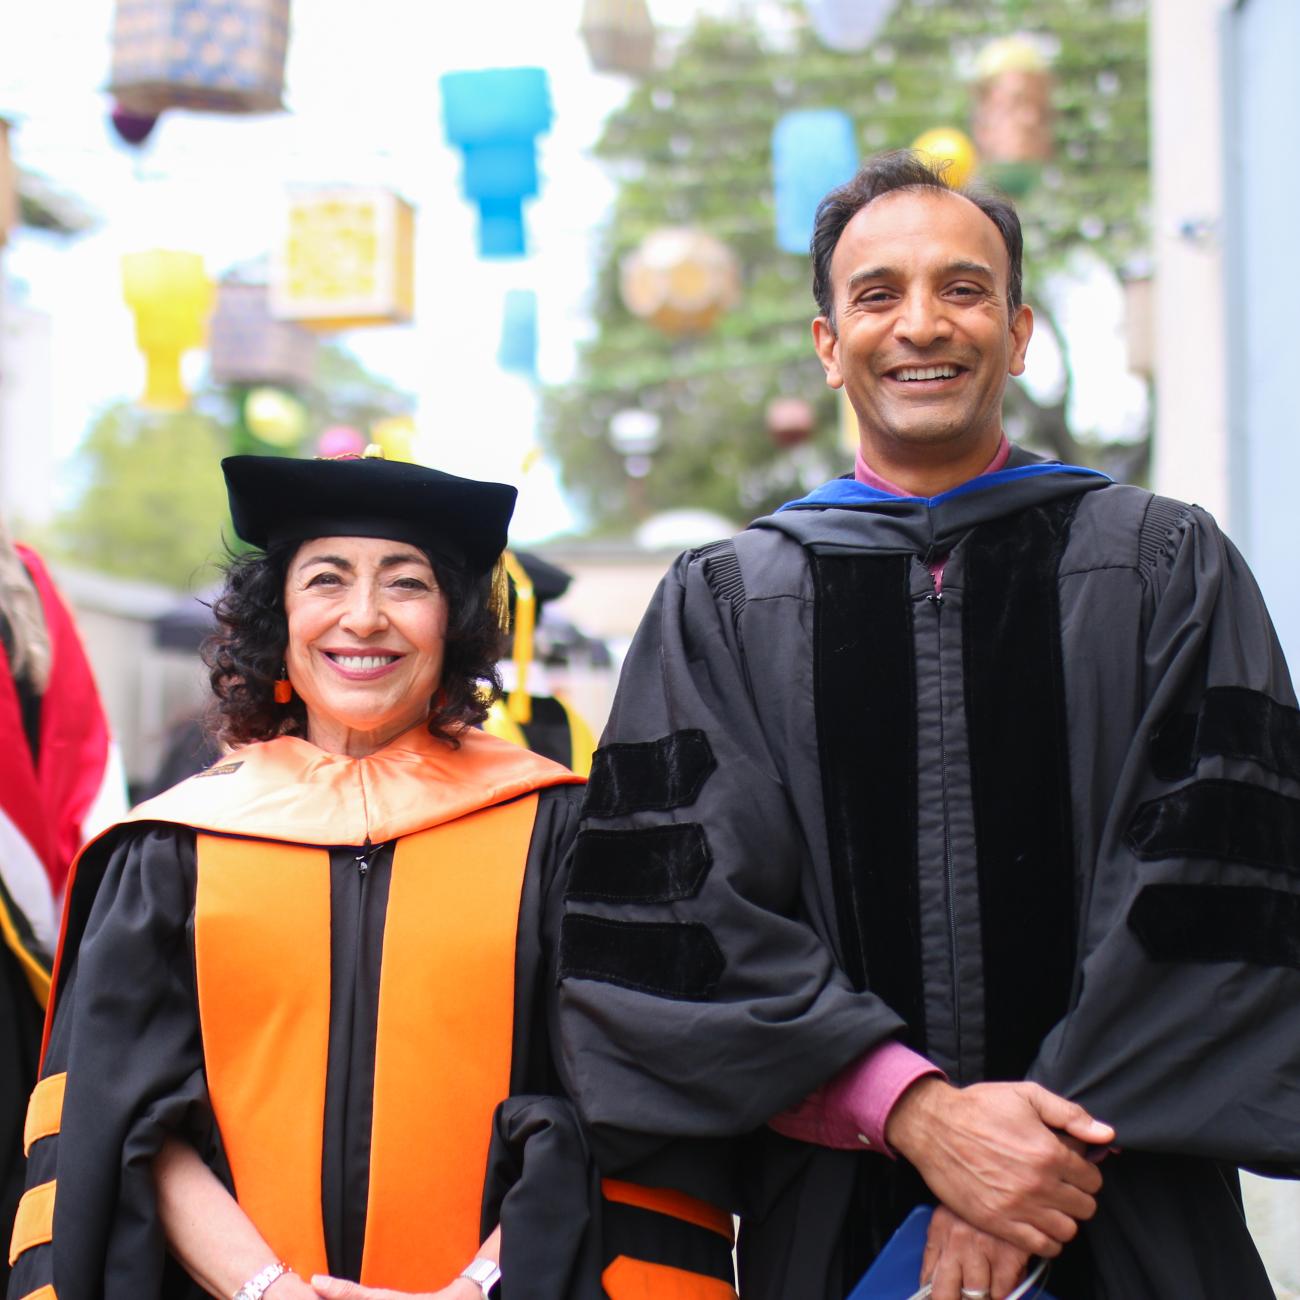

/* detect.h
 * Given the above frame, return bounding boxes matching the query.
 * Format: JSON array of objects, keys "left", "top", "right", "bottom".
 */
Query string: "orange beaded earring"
[{"left": 273, "top": 663, "right": 292, "bottom": 705}]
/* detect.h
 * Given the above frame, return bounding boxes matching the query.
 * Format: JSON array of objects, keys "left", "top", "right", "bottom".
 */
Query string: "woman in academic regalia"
[{"left": 8, "top": 453, "right": 739, "bottom": 1300}]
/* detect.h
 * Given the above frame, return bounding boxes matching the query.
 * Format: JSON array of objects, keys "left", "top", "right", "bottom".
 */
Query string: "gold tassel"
[
  {"left": 489, "top": 554, "right": 511, "bottom": 633},
  {"left": 501, "top": 551, "right": 535, "bottom": 726}
]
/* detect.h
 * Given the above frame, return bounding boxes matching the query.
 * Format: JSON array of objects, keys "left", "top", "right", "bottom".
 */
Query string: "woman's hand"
[
  {"left": 921, "top": 1205, "right": 1030, "bottom": 1300},
  {"left": 310, "top": 1277, "right": 478, "bottom": 1299}
]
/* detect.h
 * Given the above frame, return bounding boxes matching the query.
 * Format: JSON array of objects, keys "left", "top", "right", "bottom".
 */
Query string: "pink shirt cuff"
[{"left": 767, "top": 1040, "right": 944, "bottom": 1157}]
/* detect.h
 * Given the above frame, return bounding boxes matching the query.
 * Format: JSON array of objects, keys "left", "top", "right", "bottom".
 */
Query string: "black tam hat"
[{"left": 221, "top": 453, "right": 517, "bottom": 576}]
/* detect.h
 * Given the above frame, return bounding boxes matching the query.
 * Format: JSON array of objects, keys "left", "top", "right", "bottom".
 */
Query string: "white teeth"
[
  {"left": 895, "top": 365, "right": 959, "bottom": 381},
  {"left": 332, "top": 655, "right": 396, "bottom": 671}
]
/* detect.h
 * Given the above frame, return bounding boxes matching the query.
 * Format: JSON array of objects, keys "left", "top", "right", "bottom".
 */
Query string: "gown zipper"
[{"left": 927, "top": 583, "right": 964, "bottom": 1074}]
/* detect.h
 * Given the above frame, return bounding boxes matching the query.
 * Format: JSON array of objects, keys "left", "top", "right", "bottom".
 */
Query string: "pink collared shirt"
[{"left": 767, "top": 438, "right": 1012, "bottom": 1155}]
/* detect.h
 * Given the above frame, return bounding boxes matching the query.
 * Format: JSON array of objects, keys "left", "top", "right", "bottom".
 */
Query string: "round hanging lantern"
[
  {"left": 972, "top": 36, "right": 1053, "bottom": 190},
  {"left": 210, "top": 281, "right": 318, "bottom": 389},
  {"left": 911, "top": 127, "right": 978, "bottom": 189},
  {"left": 109, "top": 0, "right": 291, "bottom": 116},
  {"left": 370, "top": 416, "right": 417, "bottom": 462},
  {"left": 772, "top": 110, "right": 858, "bottom": 255},
  {"left": 619, "top": 228, "right": 742, "bottom": 337},
  {"left": 317, "top": 426, "right": 367, "bottom": 458},
  {"left": 270, "top": 187, "right": 416, "bottom": 331},
  {"left": 243, "top": 387, "right": 307, "bottom": 447},
  {"left": 109, "top": 102, "right": 158, "bottom": 147},
  {"left": 580, "top": 0, "right": 655, "bottom": 76},
  {"left": 121, "top": 250, "right": 214, "bottom": 410},
  {"left": 806, "top": 0, "right": 898, "bottom": 53},
  {"left": 766, "top": 397, "right": 816, "bottom": 449}
]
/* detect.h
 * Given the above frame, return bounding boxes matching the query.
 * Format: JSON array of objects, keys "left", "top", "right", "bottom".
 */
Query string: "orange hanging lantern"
[
  {"left": 210, "top": 281, "right": 318, "bottom": 388},
  {"left": 619, "top": 227, "right": 741, "bottom": 337},
  {"left": 121, "top": 250, "right": 214, "bottom": 410},
  {"left": 270, "top": 188, "right": 416, "bottom": 332},
  {"left": 972, "top": 36, "right": 1053, "bottom": 168},
  {"left": 580, "top": 0, "right": 655, "bottom": 76},
  {"left": 109, "top": 0, "right": 291, "bottom": 116},
  {"left": 911, "top": 127, "right": 979, "bottom": 189}
]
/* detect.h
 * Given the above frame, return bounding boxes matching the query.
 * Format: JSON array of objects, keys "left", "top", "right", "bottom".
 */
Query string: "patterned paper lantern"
[
  {"left": 805, "top": 0, "right": 898, "bottom": 52},
  {"left": 440, "top": 68, "right": 553, "bottom": 258},
  {"left": 972, "top": 36, "right": 1053, "bottom": 193},
  {"left": 580, "top": 0, "right": 655, "bottom": 76},
  {"left": 210, "top": 281, "right": 317, "bottom": 388},
  {"left": 773, "top": 110, "right": 858, "bottom": 254},
  {"left": 912, "top": 127, "right": 978, "bottom": 189},
  {"left": 0, "top": 118, "right": 17, "bottom": 247},
  {"left": 109, "top": 0, "right": 291, "bottom": 115},
  {"left": 270, "top": 188, "right": 416, "bottom": 331},
  {"left": 619, "top": 228, "right": 742, "bottom": 337},
  {"left": 498, "top": 289, "right": 538, "bottom": 377},
  {"left": 121, "top": 250, "right": 214, "bottom": 410}
]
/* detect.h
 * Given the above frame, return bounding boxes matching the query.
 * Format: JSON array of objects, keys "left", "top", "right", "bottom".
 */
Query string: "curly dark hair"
[
  {"left": 202, "top": 540, "right": 503, "bottom": 749},
  {"left": 811, "top": 149, "right": 1025, "bottom": 332}
]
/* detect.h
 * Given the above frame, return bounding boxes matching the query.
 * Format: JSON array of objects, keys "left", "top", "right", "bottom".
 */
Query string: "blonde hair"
[{"left": 0, "top": 518, "right": 51, "bottom": 693}]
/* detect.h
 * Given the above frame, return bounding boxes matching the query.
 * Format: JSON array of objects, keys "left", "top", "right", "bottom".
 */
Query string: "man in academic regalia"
[{"left": 555, "top": 151, "right": 1300, "bottom": 1299}]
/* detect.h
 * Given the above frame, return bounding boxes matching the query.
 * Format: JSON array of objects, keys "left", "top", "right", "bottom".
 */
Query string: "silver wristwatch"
[
  {"left": 232, "top": 1261, "right": 288, "bottom": 1300},
  {"left": 459, "top": 1257, "right": 502, "bottom": 1298}
]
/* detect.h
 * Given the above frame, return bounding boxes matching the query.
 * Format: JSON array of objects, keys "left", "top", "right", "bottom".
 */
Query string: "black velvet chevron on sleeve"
[
  {"left": 1128, "top": 883, "right": 1300, "bottom": 971},
  {"left": 1150, "top": 686, "right": 1300, "bottom": 782},
  {"left": 558, "top": 914, "right": 725, "bottom": 1001},
  {"left": 1125, "top": 779, "right": 1300, "bottom": 874},
  {"left": 583, "top": 730, "right": 717, "bottom": 819},
  {"left": 566, "top": 824, "right": 712, "bottom": 905}
]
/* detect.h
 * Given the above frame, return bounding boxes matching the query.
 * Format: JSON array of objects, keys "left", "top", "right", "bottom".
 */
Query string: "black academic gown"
[
  {"left": 555, "top": 453, "right": 1299, "bottom": 1298},
  {"left": 9, "top": 727, "right": 586, "bottom": 1300}
]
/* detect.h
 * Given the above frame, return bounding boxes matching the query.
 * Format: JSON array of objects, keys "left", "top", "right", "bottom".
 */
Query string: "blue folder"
[{"left": 848, "top": 1206, "right": 1057, "bottom": 1300}]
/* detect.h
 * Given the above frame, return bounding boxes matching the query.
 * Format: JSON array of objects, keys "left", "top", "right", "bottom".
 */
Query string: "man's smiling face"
[{"left": 813, "top": 187, "right": 1033, "bottom": 466}]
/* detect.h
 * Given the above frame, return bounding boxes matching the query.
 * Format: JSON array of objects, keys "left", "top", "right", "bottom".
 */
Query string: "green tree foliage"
[
  {"left": 50, "top": 343, "right": 413, "bottom": 588},
  {"left": 49, "top": 403, "right": 231, "bottom": 588},
  {"left": 542, "top": 0, "right": 1149, "bottom": 532}
]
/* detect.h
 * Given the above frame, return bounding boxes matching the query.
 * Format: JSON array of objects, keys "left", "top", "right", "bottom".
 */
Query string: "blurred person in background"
[
  {"left": 483, "top": 551, "right": 597, "bottom": 777},
  {"left": 0, "top": 520, "right": 123, "bottom": 1295},
  {"left": 8, "top": 453, "right": 736, "bottom": 1300},
  {"left": 556, "top": 152, "right": 1299, "bottom": 1300}
]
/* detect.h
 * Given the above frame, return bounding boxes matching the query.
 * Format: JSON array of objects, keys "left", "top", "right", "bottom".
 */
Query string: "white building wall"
[{"left": 0, "top": 297, "right": 58, "bottom": 528}]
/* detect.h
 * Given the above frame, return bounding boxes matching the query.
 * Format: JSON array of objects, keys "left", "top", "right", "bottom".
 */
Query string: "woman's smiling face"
[{"left": 283, "top": 535, "right": 449, "bottom": 756}]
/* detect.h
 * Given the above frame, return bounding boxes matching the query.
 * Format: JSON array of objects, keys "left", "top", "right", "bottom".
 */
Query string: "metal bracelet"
[{"left": 233, "top": 1261, "right": 289, "bottom": 1300}]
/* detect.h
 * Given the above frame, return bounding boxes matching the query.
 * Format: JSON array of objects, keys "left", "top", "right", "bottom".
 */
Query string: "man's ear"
[
  {"left": 1007, "top": 303, "right": 1033, "bottom": 377},
  {"left": 812, "top": 316, "right": 843, "bottom": 389}
]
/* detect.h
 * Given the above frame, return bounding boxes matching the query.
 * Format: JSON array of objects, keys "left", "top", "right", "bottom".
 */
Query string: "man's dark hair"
[
  {"left": 810, "top": 150, "right": 1025, "bottom": 331},
  {"left": 202, "top": 540, "right": 502, "bottom": 749}
]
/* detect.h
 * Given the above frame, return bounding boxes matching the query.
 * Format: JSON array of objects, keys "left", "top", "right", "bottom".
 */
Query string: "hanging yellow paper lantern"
[
  {"left": 580, "top": 0, "right": 655, "bottom": 76},
  {"left": 243, "top": 386, "right": 307, "bottom": 446},
  {"left": 270, "top": 188, "right": 416, "bottom": 332},
  {"left": 0, "top": 118, "right": 17, "bottom": 246},
  {"left": 619, "top": 227, "right": 742, "bottom": 337},
  {"left": 912, "top": 127, "right": 978, "bottom": 189},
  {"left": 109, "top": 0, "right": 291, "bottom": 115},
  {"left": 209, "top": 281, "right": 318, "bottom": 388},
  {"left": 972, "top": 36, "right": 1054, "bottom": 167},
  {"left": 121, "top": 250, "right": 214, "bottom": 410}
]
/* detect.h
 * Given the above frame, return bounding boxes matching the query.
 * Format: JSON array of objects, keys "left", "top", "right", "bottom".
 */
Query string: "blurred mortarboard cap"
[
  {"left": 510, "top": 549, "right": 572, "bottom": 609},
  {"left": 221, "top": 452, "right": 517, "bottom": 576}
]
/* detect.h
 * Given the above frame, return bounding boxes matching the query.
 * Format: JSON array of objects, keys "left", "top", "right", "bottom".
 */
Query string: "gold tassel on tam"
[
  {"left": 489, "top": 554, "right": 511, "bottom": 634},
  {"left": 500, "top": 552, "right": 535, "bottom": 725}
]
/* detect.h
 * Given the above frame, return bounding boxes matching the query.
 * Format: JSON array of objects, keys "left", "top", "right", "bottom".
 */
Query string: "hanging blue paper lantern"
[
  {"left": 440, "top": 68, "right": 553, "bottom": 259},
  {"left": 498, "top": 289, "right": 538, "bottom": 377},
  {"left": 772, "top": 109, "right": 859, "bottom": 254}
]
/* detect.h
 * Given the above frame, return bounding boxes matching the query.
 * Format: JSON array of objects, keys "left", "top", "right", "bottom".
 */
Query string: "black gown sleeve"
[
  {"left": 9, "top": 826, "right": 216, "bottom": 1300},
  {"left": 1032, "top": 507, "right": 1300, "bottom": 1171},
  {"left": 555, "top": 551, "right": 905, "bottom": 1167}
]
